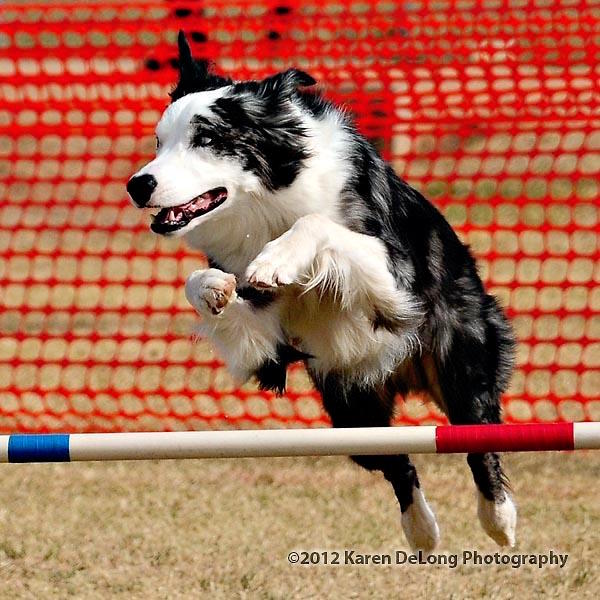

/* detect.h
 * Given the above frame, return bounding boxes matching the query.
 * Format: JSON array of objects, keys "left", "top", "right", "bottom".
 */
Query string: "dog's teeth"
[{"left": 151, "top": 189, "right": 226, "bottom": 230}]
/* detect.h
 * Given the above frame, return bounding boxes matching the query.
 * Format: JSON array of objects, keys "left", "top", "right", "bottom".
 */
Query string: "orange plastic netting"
[{"left": 0, "top": 0, "right": 598, "bottom": 432}]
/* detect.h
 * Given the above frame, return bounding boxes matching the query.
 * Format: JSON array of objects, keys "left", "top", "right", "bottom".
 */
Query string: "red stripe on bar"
[{"left": 435, "top": 423, "right": 575, "bottom": 453}]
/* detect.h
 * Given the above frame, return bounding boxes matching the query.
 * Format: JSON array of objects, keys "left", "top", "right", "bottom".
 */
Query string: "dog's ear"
[
  {"left": 170, "top": 31, "right": 231, "bottom": 102},
  {"left": 177, "top": 30, "right": 197, "bottom": 77},
  {"left": 257, "top": 69, "right": 317, "bottom": 100}
]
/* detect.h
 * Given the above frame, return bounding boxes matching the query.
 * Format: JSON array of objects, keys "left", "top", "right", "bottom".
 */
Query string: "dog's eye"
[{"left": 198, "top": 136, "right": 213, "bottom": 146}]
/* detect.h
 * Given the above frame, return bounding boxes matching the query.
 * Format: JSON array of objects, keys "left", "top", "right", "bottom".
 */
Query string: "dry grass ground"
[{"left": 1, "top": 451, "right": 599, "bottom": 599}]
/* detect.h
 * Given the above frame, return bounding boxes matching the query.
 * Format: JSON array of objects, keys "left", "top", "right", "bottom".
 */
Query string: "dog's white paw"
[
  {"left": 246, "top": 236, "right": 308, "bottom": 289},
  {"left": 185, "top": 268, "right": 237, "bottom": 316},
  {"left": 401, "top": 487, "right": 441, "bottom": 553},
  {"left": 477, "top": 491, "right": 517, "bottom": 547}
]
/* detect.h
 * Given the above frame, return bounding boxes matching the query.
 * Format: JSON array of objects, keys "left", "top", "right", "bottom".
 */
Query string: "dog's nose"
[{"left": 127, "top": 174, "right": 157, "bottom": 207}]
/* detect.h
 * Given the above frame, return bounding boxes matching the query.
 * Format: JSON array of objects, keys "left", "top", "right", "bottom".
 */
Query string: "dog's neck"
[{"left": 184, "top": 108, "right": 353, "bottom": 277}]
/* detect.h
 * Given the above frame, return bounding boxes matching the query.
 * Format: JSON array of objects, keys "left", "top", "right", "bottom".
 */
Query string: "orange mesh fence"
[{"left": 0, "top": 0, "right": 598, "bottom": 432}]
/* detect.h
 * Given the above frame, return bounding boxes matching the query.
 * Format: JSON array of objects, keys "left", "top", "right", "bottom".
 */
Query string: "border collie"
[{"left": 127, "top": 32, "right": 517, "bottom": 551}]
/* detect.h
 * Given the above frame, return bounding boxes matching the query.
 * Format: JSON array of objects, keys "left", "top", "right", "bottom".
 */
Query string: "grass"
[{"left": 1, "top": 451, "right": 599, "bottom": 598}]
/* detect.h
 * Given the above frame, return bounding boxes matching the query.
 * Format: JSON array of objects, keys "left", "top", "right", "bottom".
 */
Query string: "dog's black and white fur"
[{"left": 127, "top": 32, "right": 517, "bottom": 551}]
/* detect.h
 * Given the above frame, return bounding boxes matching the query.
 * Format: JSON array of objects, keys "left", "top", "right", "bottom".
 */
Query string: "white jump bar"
[{"left": 1, "top": 423, "right": 600, "bottom": 463}]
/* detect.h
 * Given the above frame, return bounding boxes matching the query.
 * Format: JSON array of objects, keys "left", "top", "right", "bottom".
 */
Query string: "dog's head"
[{"left": 127, "top": 32, "right": 317, "bottom": 236}]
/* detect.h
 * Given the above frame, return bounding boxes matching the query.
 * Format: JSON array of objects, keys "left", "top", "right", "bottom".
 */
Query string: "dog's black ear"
[
  {"left": 257, "top": 69, "right": 317, "bottom": 100},
  {"left": 170, "top": 31, "right": 231, "bottom": 102},
  {"left": 177, "top": 30, "right": 196, "bottom": 75}
]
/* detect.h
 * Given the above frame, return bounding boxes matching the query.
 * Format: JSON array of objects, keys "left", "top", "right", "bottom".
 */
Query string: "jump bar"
[{"left": 1, "top": 423, "right": 599, "bottom": 463}]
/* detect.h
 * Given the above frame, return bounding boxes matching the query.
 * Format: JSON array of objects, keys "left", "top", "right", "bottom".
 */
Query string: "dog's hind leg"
[
  {"left": 450, "top": 403, "right": 516, "bottom": 547},
  {"left": 434, "top": 339, "right": 517, "bottom": 547},
  {"left": 316, "top": 373, "right": 440, "bottom": 552},
  {"left": 245, "top": 214, "right": 422, "bottom": 332},
  {"left": 468, "top": 450, "right": 516, "bottom": 547}
]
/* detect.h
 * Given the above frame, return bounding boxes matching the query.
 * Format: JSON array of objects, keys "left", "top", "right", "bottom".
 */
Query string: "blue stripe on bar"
[{"left": 8, "top": 434, "right": 71, "bottom": 463}]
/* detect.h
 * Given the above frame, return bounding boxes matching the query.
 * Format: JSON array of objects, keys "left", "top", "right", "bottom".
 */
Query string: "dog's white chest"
[{"left": 279, "top": 290, "right": 407, "bottom": 383}]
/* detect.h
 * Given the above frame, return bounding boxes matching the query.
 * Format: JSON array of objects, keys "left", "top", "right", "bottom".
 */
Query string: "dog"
[{"left": 127, "top": 31, "right": 517, "bottom": 551}]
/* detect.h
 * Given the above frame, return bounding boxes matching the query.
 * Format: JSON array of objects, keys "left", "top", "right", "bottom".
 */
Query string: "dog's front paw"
[
  {"left": 185, "top": 268, "right": 237, "bottom": 316},
  {"left": 246, "top": 237, "right": 304, "bottom": 289}
]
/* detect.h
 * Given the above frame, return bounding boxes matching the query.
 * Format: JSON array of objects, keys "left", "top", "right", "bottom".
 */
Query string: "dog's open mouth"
[{"left": 150, "top": 187, "right": 228, "bottom": 234}]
